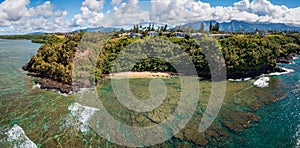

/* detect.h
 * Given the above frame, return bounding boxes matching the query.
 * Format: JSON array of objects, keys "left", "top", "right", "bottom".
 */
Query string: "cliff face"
[
  {"left": 23, "top": 33, "right": 83, "bottom": 85},
  {"left": 23, "top": 32, "right": 300, "bottom": 93}
]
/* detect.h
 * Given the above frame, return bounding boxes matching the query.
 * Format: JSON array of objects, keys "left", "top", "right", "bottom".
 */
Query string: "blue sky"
[
  {"left": 0, "top": 0, "right": 300, "bottom": 34},
  {"left": 200, "top": 0, "right": 300, "bottom": 7},
  {"left": 25, "top": 0, "right": 300, "bottom": 13},
  {"left": 25, "top": 0, "right": 300, "bottom": 18}
]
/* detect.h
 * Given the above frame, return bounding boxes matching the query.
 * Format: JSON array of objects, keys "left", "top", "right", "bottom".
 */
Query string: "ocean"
[{"left": 0, "top": 39, "right": 299, "bottom": 147}]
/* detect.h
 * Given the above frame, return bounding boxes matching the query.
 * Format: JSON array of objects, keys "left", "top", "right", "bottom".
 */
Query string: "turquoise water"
[
  {"left": 0, "top": 39, "right": 299, "bottom": 147},
  {"left": 230, "top": 60, "right": 300, "bottom": 147},
  {"left": 0, "top": 40, "right": 74, "bottom": 147},
  {"left": 0, "top": 39, "right": 40, "bottom": 95}
]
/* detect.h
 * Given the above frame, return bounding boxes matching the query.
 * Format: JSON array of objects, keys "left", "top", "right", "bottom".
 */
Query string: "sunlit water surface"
[{"left": 0, "top": 39, "right": 299, "bottom": 147}]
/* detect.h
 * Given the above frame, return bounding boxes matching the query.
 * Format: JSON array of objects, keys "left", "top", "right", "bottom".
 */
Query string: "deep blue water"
[
  {"left": 0, "top": 39, "right": 299, "bottom": 147},
  {"left": 231, "top": 59, "right": 300, "bottom": 147}
]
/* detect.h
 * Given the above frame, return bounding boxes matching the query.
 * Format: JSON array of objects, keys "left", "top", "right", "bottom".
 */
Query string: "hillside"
[
  {"left": 22, "top": 31, "right": 300, "bottom": 92},
  {"left": 73, "top": 26, "right": 121, "bottom": 33},
  {"left": 182, "top": 20, "right": 300, "bottom": 32}
]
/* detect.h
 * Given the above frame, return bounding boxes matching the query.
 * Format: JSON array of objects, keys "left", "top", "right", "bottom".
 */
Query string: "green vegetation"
[
  {"left": 0, "top": 34, "right": 54, "bottom": 43},
  {"left": 24, "top": 32, "right": 83, "bottom": 84},
  {"left": 267, "top": 34, "right": 300, "bottom": 57},
  {"left": 219, "top": 35, "right": 275, "bottom": 72},
  {"left": 23, "top": 32, "right": 300, "bottom": 86}
]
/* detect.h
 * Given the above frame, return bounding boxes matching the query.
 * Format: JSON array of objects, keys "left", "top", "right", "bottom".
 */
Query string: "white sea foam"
[
  {"left": 54, "top": 90, "right": 72, "bottom": 97},
  {"left": 31, "top": 83, "right": 41, "bottom": 89},
  {"left": 229, "top": 77, "right": 252, "bottom": 82},
  {"left": 65, "top": 102, "right": 99, "bottom": 132},
  {"left": 78, "top": 88, "right": 89, "bottom": 93},
  {"left": 268, "top": 68, "right": 295, "bottom": 76},
  {"left": 2, "top": 124, "right": 37, "bottom": 148},
  {"left": 254, "top": 77, "right": 270, "bottom": 88},
  {"left": 32, "top": 82, "right": 91, "bottom": 97},
  {"left": 296, "top": 124, "right": 300, "bottom": 147},
  {"left": 58, "top": 92, "right": 69, "bottom": 97},
  {"left": 32, "top": 83, "right": 71, "bottom": 96},
  {"left": 229, "top": 67, "right": 294, "bottom": 83}
]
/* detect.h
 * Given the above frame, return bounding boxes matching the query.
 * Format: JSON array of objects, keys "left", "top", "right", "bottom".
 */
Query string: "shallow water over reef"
[{"left": 0, "top": 39, "right": 299, "bottom": 147}]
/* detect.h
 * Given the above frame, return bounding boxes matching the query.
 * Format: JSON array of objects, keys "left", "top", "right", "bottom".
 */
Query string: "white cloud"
[
  {"left": 234, "top": 0, "right": 251, "bottom": 12},
  {"left": 69, "top": 0, "right": 300, "bottom": 29},
  {"left": 72, "top": 0, "right": 149, "bottom": 28},
  {"left": 54, "top": 10, "right": 68, "bottom": 27},
  {"left": 0, "top": 0, "right": 31, "bottom": 22},
  {"left": 29, "top": 1, "right": 53, "bottom": 19},
  {"left": 150, "top": 0, "right": 214, "bottom": 25},
  {"left": 148, "top": 0, "right": 300, "bottom": 27},
  {"left": 82, "top": 0, "right": 105, "bottom": 13},
  {"left": 54, "top": 10, "right": 68, "bottom": 17},
  {"left": 111, "top": 0, "right": 123, "bottom": 6},
  {"left": 71, "top": 0, "right": 106, "bottom": 27},
  {"left": 2, "top": 0, "right": 300, "bottom": 34},
  {"left": 0, "top": 0, "right": 70, "bottom": 34},
  {"left": 103, "top": 0, "right": 150, "bottom": 26}
]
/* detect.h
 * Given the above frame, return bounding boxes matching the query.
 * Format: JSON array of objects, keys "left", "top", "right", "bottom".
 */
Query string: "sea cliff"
[{"left": 22, "top": 32, "right": 300, "bottom": 93}]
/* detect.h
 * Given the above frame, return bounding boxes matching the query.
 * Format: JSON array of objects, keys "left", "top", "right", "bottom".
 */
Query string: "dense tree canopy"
[
  {"left": 25, "top": 33, "right": 83, "bottom": 84},
  {"left": 24, "top": 32, "right": 300, "bottom": 85}
]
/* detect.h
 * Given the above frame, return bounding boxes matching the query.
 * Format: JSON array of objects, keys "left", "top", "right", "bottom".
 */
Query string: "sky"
[{"left": 0, "top": 0, "right": 300, "bottom": 34}]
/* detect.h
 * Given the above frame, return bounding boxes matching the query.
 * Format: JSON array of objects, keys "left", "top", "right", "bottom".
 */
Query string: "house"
[
  {"left": 208, "top": 34, "right": 232, "bottom": 38},
  {"left": 128, "top": 32, "right": 143, "bottom": 38},
  {"left": 259, "top": 31, "right": 269, "bottom": 36},
  {"left": 118, "top": 32, "right": 129, "bottom": 37},
  {"left": 255, "top": 30, "right": 269, "bottom": 36},
  {"left": 64, "top": 32, "right": 74, "bottom": 38},
  {"left": 191, "top": 33, "right": 203, "bottom": 38},
  {"left": 173, "top": 32, "right": 187, "bottom": 38},
  {"left": 148, "top": 31, "right": 159, "bottom": 37}
]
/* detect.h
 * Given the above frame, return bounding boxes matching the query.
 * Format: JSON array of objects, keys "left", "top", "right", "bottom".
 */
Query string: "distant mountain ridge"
[
  {"left": 27, "top": 21, "right": 300, "bottom": 34},
  {"left": 182, "top": 20, "right": 300, "bottom": 32},
  {"left": 27, "top": 32, "right": 47, "bottom": 35},
  {"left": 73, "top": 26, "right": 121, "bottom": 33}
]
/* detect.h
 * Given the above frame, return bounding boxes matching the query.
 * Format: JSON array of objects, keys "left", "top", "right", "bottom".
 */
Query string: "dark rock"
[
  {"left": 226, "top": 65, "right": 274, "bottom": 79},
  {"left": 289, "top": 53, "right": 298, "bottom": 58},
  {"left": 174, "top": 143, "right": 192, "bottom": 148},
  {"left": 22, "top": 65, "right": 29, "bottom": 71},
  {"left": 277, "top": 57, "right": 291, "bottom": 64},
  {"left": 36, "top": 78, "right": 73, "bottom": 93},
  {"left": 276, "top": 53, "right": 298, "bottom": 64},
  {"left": 183, "top": 126, "right": 208, "bottom": 147},
  {"left": 22, "top": 66, "right": 74, "bottom": 93},
  {"left": 222, "top": 112, "right": 260, "bottom": 132}
]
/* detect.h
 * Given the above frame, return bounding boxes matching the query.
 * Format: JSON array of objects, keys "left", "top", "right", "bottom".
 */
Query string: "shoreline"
[
  {"left": 23, "top": 53, "right": 298, "bottom": 95},
  {"left": 107, "top": 71, "right": 178, "bottom": 78},
  {"left": 26, "top": 66, "right": 291, "bottom": 94}
]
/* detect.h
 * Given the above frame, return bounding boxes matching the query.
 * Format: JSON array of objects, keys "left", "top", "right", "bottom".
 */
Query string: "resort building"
[
  {"left": 173, "top": 32, "right": 187, "bottom": 38},
  {"left": 148, "top": 31, "right": 159, "bottom": 37}
]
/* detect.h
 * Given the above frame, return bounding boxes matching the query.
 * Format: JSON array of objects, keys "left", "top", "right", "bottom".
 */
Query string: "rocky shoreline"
[
  {"left": 22, "top": 53, "right": 298, "bottom": 94},
  {"left": 22, "top": 66, "right": 74, "bottom": 93},
  {"left": 35, "top": 78, "right": 73, "bottom": 94},
  {"left": 20, "top": 59, "right": 296, "bottom": 147},
  {"left": 276, "top": 53, "right": 298, "bottom": 64},
  {"left": 23, "top": 66, "right": 290, "bottom": 94}
]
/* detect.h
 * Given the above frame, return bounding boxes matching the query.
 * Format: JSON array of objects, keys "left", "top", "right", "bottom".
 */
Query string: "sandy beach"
[{"left": 107, "top": 71, "right": 178, "bottom": 78}]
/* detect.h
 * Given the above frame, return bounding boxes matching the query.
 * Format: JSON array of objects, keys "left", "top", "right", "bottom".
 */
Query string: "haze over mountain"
[
  {"left": 1, "top": 0, "right": 300, "bottom": 35},
  {"left": 182, "top": 20, "right": 300, "bottom": 32},
  {"left": 68, "top": 20, "right": 300, "bottom": 33},
  {"left": 73, "top": 26, "right": 121, "bottom": 33}
]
